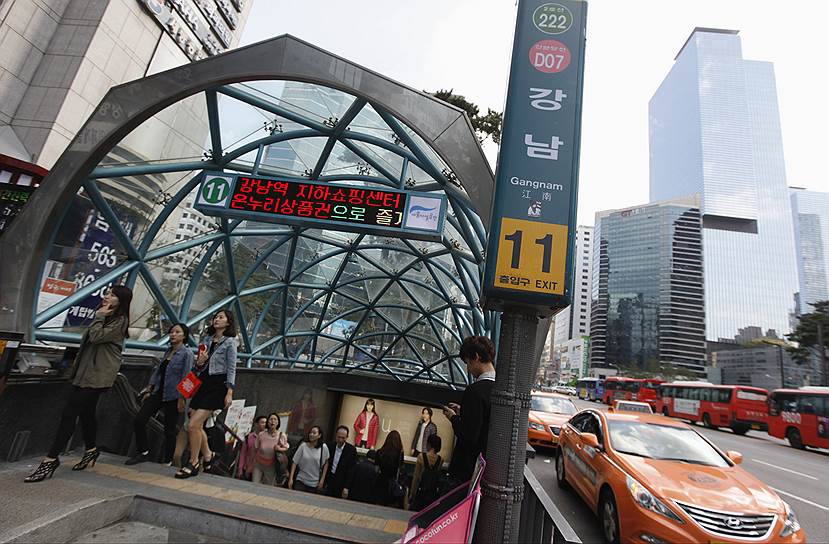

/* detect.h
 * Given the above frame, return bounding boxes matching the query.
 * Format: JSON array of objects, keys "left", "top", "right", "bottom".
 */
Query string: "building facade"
[
  {"left": 790, "top": 188, "right": 829, "bottom": 315},
  {"left": 0, "top": 0, "right": 253, "bottom": 338},
  {"left": 649, "top": 28, "right": 799, "bottom": 345},
  {"left": 589, "top": 196, "right": 705, "bottom": 376},
  {"left": 712, "top": 345, "right": 823, "bottom": 390}
]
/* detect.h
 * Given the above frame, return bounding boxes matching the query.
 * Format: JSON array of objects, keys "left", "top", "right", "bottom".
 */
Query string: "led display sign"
[{"left": 194, "top": 172, "right": 446, "bottom": 242}]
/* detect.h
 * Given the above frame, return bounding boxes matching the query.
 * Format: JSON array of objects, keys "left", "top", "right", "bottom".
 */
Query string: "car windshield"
[
  {"left": 531, "top": 396, "right": 577, "bottom": 415},
  {"left": 608, "top": 420, "right": 729, "bottom": 467}
]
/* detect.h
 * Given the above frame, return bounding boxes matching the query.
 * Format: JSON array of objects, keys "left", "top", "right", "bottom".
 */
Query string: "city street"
[{"left": 529, "top": 398, "right": 829, "bottom": 543}]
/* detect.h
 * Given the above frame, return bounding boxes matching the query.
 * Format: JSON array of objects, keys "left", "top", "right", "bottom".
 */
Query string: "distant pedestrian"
[
  {"left": 353, "top": 398, "right": 379, "bottom": 449},
  {"left": 288, "top": 425, "right": 329, "bottom": 494},
  {"left": 237, "top": 415, "right": 266, "bottom": 479},
  {"left": 126, "top": 323, "right": 193, "bottom": 465},
  {"left": 325, "top": 425, "right": 358, "bottom": 499},
  {"left": 374, "top": 430, "right": 404, "bottom": 507},
  {"left": 442, "top": 335, "right": 496, "bottom": 483},
  {"left": 411, "top": 407, "right": 438, "bottom": 456},
  {"left": 410, "top": 434, "right": 443, "bottom": 511},
  {"left": 176, "top": 309, "right": 237, "bottom": 479},
  {"left": 25, "top": 286, "right": 133, "bottom": 483},
  {"left": 252, "top": 413, "right": 289, "bottom": 485},
  {"left": 348, "top": 449, "right": 380, "bottom": 504}
]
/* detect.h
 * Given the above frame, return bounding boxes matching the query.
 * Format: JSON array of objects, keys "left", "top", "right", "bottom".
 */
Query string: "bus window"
[{"left": 700, "top": 388, "right": 711, "bottom": 402}]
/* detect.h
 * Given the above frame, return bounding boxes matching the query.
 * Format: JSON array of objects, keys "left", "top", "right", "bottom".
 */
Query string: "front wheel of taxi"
[
  {"left": 599, "top": 489, "right": 620, "bottom": 544},
  {"left": 555, "top": 448, "right": 569, "bottom": 489}
]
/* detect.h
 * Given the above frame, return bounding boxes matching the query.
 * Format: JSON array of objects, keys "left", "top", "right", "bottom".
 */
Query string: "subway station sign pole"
[{"left": 479, "top": 1, "right": 587, "bottom": 542}]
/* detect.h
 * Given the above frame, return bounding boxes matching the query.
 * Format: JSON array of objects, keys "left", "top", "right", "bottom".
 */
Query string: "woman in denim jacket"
[
  {"left": 176, "top": 309, "right": 238, "bottom": 479},
  {"left": 126, "top": 322, "right": 194, "bottom": 465}
]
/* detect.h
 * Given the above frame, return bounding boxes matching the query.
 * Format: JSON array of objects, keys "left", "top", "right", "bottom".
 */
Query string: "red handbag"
[{"left": 177, "top": 370, "right": 203, "bottom": 399}]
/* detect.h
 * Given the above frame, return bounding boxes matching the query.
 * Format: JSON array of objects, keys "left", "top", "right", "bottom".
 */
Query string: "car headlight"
[
  {"left": 779, "top": 502, "right": 801, "bottom": 538},
  {"left": 626, "top": 475, "right": 683, "bottom": 524},
  {"left": 550, "top": 426, "right": 561, "bottom": 436},
  {"left": 529, "top": 422, "right": 545, "bottom": 431}
]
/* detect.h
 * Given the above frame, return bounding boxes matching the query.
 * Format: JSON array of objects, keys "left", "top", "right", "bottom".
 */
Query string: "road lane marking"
[
  {"left": 751, "top": 459, "right": 818, "bottom": 480},
  {"left": 771, "top": 487, "right": 829, "bottom": 512}
]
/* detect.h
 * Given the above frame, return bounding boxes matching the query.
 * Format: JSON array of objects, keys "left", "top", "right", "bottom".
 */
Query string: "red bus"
[
  {"left": 656, "top": 382, "right": 768, "bottom": 434},
  {"left": 638, "top": 379, "right": 663, "bottom": 410},
  {"left": 602, "top": 377, "right": 642, "bottom": 404},
  {"left": 768, "top": 387, "right": 829, "bottom": 450}
]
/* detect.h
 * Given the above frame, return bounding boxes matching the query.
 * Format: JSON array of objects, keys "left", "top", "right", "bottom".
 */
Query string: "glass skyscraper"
[
  {"left": 590, "top": 197, "right": 705, "bottom": 376},
  {"left": 649, "top": 28, "right": 799, "bottom": 344},
  {"left": 790, "top": 188, "right": 829, "bottom": 315}
]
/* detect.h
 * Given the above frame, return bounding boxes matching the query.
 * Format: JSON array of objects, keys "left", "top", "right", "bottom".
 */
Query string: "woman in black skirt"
[{"left": 175, "top": 309, "right": 237, "bottom": 479}]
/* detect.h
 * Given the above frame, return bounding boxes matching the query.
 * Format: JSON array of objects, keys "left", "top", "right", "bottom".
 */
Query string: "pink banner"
[{"left": 402, "top": 456, "right": 486, "bottom": 544}]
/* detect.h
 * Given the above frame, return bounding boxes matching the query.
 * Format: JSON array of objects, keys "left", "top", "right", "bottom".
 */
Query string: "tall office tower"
[
  {"left": 589, "top": 197, "right": 705, "bottom": 377},
  {"left": 649, "top": 28, "right": 799, "bottom": 345},
  {"left": 552, "top": 225, "right": 593, "bottom": 380},
  {"left": 790, "top": 188, "right": 829, "bottom": 315}
]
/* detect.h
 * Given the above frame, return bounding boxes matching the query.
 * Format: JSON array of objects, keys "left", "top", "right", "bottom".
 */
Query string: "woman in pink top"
[
  {"left": 236, "top": 415, "right": 266, "bottom": 480},
  {"left": 253, "top": 413, "right": 289, "bottom": 485}
]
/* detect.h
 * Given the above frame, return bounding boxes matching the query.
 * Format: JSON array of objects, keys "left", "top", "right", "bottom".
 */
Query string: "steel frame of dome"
[{"left": 0, "top": 35, "right": 496, "bottom": 388}]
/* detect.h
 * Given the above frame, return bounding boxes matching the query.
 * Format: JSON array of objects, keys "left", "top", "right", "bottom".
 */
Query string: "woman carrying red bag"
[{"left": 175, "top": 309, "right": 237, "bottom": 479}]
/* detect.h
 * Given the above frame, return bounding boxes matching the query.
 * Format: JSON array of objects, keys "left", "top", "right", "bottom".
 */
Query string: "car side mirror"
[
  {"left": 726, "top": 450, "right": 743, "bottom": 465},
  {"left": 582, "top": 432, "right": 600, "bottom": 449}
]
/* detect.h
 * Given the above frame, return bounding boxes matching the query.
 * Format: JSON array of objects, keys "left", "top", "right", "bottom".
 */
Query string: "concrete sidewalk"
[{"left": 0, "top": 452, "right": 410, "bottom": 543}]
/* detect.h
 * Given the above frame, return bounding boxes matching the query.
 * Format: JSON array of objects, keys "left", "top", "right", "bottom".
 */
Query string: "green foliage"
[
  {"left": 429, "top": 89, "right": 502, "bottom": 145},
  {"left": 786, "top": 300, "right": 829, "bottom": 367}
]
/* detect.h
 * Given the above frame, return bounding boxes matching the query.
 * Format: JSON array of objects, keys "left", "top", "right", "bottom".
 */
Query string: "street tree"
[{"left": 786, "top": 300, "right": 829, "bottom": 386}]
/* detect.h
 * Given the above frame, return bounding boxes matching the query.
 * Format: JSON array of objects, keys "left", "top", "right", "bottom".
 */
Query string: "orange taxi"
[
  {"left": 556, "top": 410, "right": 806, "bottom": 544},
  {"left": 528, "top": 391, "right": 578, "bottom": 449}
]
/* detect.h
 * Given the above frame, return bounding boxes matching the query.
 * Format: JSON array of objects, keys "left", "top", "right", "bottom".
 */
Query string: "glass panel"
[
  {"left": 237, "top": 81, "right": 357, "bottom": 127},
  {"left": 100, "top": 91, "right": 208, "bottom": 169},
  {"left": 36, "top": 193, "right": 133, "bottom": 334},
  {"left": 345, "top": 139, "right": 404, "bottom": 183},
  {"left": 129, "top": 274, "right": 167, "bottom": 343},
  {"left": 186, "top": 243, "right": 230, "bottom": 321},
  {"left": 144, "top": 171, "right": 212, "bottom": 253},
  {"left": 319, "top": 141, "right": 366, "bottom": 178},
  {"left": 217, "top": 92, "right": 306, "bottom": 158},
  {"left": 233, "top": 234, "right": 291, "bottom": 292}
]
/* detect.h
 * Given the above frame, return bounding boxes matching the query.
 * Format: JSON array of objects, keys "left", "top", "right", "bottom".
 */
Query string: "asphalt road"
[{"left": 528, "top": 397, "right": 829, "bottom": 544}]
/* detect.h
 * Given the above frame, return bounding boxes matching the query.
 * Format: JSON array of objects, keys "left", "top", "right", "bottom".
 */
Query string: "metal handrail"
[{"left": 520, "top": 465, "right": 582, "bottom": 544}]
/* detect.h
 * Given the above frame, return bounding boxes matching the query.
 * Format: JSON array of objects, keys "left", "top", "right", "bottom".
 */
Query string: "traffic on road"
[{"left": 528, "top": 393, "right": 827, "bottom": 543}]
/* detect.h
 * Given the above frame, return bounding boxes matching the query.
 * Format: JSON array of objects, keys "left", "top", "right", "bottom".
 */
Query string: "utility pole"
[{"left": 777, "top": 344, "right": 785, "bottom": 389}]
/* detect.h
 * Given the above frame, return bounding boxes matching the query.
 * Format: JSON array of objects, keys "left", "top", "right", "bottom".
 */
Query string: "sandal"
[
  {"left": 203, "top": 452, "right": 219, "bottom": 473},
  {"left": 174, "top": 461, "right": 200, "bottom": 479}
]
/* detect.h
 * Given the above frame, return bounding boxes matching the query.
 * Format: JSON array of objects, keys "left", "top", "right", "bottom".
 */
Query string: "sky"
[{"left": 241, "top": 0, "right": 828, "bottom": 226}]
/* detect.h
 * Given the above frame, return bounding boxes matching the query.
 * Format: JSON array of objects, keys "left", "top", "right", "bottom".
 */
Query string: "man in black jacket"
[
  {"left": 325, "top": 425, "right": 358, "bottom": 499},
  {"left": 443, "top": 336, "right": 496, "bottom": 482}
]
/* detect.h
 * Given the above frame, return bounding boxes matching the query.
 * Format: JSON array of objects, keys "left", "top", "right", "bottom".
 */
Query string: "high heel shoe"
[
  {"left": 72, "top": 449, "right": 100, "bottom": 471},
  {"left": 24, "top": 459, "right": 60, "bottom": 482}
]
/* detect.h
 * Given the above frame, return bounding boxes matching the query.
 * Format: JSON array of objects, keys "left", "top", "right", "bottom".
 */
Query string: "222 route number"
[{"left": 494, "top": 218, "right": 568, "bottom": 295}]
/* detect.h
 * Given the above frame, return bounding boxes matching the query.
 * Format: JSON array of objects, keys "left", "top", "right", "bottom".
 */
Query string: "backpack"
[{"left": 415, "top": 453, "right": 443, "bottom": 507}]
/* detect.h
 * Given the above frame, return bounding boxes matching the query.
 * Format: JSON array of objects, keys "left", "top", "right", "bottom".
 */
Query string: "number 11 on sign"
[{"left": 494, "top": 218, "right": 568, "bottom": 295}]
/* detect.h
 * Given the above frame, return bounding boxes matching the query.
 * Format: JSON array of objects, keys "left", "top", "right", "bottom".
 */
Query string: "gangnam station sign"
[
  {"left": 482, "top": 0, "right": 587, "bottom": 314},
  {"left": 194, "top": 172, "right": 447, "bottom": 242}
]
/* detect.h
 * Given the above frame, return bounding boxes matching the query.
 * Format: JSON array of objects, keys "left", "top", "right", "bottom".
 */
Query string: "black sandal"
[
  {"left": 24, "top": 459, "right": 60, "bottom": 483},
  {"left": 203, "top": 452, "right": 219, "bottom": 473},
  {"left": 174, "top": 460, "right": 200, "bottom": 479},
  {"left": 72, "top": 449, "right": 100, "bottom": 471}
]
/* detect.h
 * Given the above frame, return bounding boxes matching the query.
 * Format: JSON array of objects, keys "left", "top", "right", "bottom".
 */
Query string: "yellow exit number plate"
[{"left": 494, "top": 218, "right": 568, "bottom": 295}]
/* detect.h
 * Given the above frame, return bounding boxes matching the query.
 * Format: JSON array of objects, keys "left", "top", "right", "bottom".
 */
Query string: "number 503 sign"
[{"left": 494, "top": 218, "right": 568, "bottom": 295}]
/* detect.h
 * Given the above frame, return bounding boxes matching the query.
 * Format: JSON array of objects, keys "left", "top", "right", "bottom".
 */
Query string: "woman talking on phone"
[
  {"left": 175, "top": 309, "right": 237, "bottom": 479},
  {"left": 25, "top": 286, "right": 133, "bottom": 483}
]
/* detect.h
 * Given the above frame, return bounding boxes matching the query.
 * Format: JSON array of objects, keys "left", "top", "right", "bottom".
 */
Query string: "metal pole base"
[{"left": 476, "top": 309, "right": 540, "bottom": 543}]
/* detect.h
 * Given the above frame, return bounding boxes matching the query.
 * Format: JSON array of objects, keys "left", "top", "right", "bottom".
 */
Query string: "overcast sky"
[{"left": 241, "top": 0, "right": 828, "bottom": 226}]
